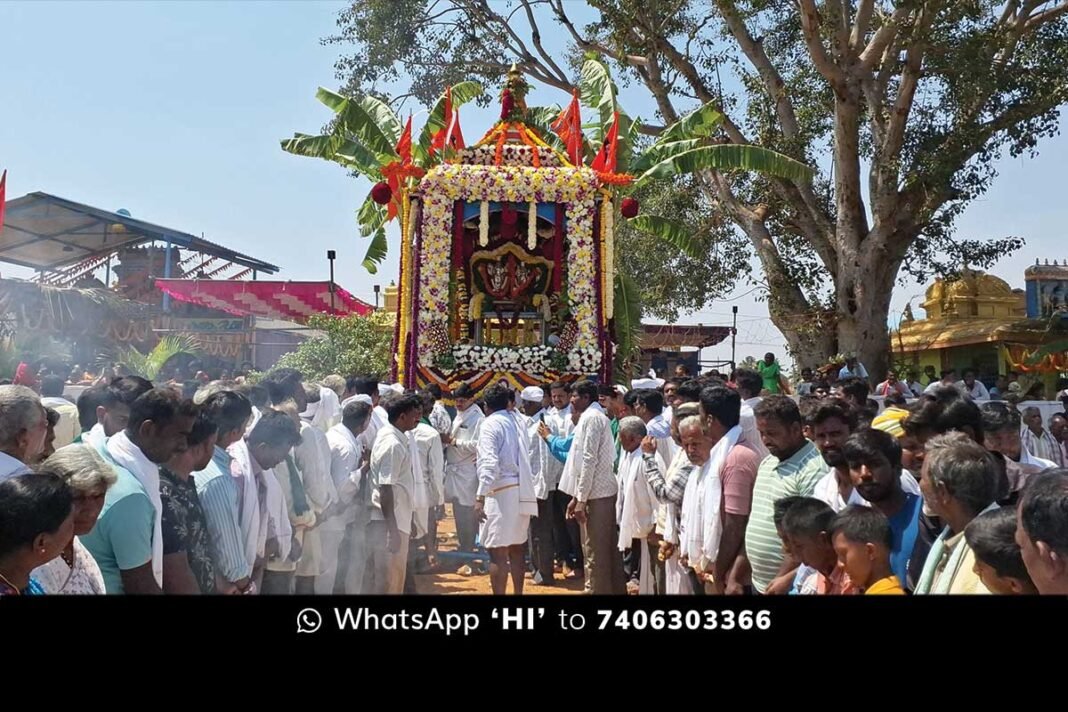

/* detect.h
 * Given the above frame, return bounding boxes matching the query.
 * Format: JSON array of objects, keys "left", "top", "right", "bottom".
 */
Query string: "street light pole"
[
  {"left": 327, "top": 250, "right": 336, "bottom": 313},
  {"left": 730, "top": 305, "right": 738, "bottom": 372}
]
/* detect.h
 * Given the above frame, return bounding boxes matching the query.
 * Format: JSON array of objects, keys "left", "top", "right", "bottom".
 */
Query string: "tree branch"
[
  {"left": 798, "top": 0, "right": 849, "bottom": 96},
  {"left": 518, "top": 0, "right": 570, "bottom": 85},
  {"left": 858, "top": 5, "right": 910, "bottom": 70},
  {"left": 1024, "top": 1, "right": 1068, "bottom": 30},
  {"left": 549, "top": 0, "right": 649, "bottom": 67},
  {"left": 715, "top": 0, "right": 801, "bottom": 141},
  {"left": 850, "top": 0, "right": 875, "bottom": 50}
]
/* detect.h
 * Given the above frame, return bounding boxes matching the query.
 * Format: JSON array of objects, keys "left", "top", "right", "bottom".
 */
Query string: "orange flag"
[
  {"left": 445, "top": 109, "right": 465, "bottom": 150},
  {"left": 428, "top": 86, "right": 453, "bottom": 157},
  {"left": 551, "top": 90, "right": 583, "bottom": 166},
  {"left": 591, "top": 112, "right": 620, "bottom": 173},
  {"left": 395, "top": 116, "right": 413, "bottom": 165}
]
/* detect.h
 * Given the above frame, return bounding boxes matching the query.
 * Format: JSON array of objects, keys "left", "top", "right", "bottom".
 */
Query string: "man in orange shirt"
[{"left": 831, "top": 505, "right": 905, "bottom": 595}]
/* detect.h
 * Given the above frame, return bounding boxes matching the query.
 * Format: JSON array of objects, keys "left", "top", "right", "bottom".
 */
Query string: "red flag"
[
  {"left": 551, "top": 90, "right": 583, "bottom": 166},
  {"left": 429, "top": 86, "right": 453, "bottom": 157},
  {"left": 445, "top": 109, "right": 465, "bottom": 150},
  {"left": 395, "top": 116, "right": 413, "bottom": 165},
  {"left": 591, "top": 112, "right": 620, "bottom": 173},
  {"left": 0, "top": 170, "right": 6, "bottom": 232}
]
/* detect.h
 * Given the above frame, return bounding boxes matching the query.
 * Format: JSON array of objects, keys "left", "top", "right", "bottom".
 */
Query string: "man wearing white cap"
[
  {"left": 476, "top": 383, "right": 539, "bottom": 594},
  {"left": 519, "top": 385, "right": 554, "bottom": 584},
  {"left": 445, "top": 383, "right": 483, "bottom": 552}
]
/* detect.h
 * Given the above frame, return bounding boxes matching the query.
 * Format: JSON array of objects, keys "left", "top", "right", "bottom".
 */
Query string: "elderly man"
[
  {"left": 914, "top": 433, "right": 999, "bottom": 594},
  {"left": 519, "top": 386, "right": 556, "bottom": 586},
  {"left": 982, "top": 403, "right": 1057, "bottom": 499},
  {"left": 0, "top": 385, "right": 49, "bottom": 481},
  {"left": 1050, "top": 413, "right": 1068, "bottom": 468},
  {"left": 1020, "top": 406, "right": 1063, "bottom": 467},
  {"left": 1016, "top": 470, "right": 1068, "bottom": 595}
]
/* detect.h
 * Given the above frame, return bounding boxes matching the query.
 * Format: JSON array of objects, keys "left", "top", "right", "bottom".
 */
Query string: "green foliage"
[
  {"left": 114, "top": 335, "right": 200, "bottom": 381},
  {"left": 275, "top": 312, "right": 394, "bottom": 380}
]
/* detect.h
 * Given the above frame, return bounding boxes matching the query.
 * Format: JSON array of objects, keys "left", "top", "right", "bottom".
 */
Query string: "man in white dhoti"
[
  {"left": 519, "top": 386, "right": 555, "bottom": 585},
  {"left": 410, "top": 391, "right": 445, "bottom": 574},
  {"left": 290, "top": 394, "right": 340, "bottom": 593},
  {"left": 617, "top": 416, "right": 661, "bottom": 594},
  {"left": 475, "top": 384, "right": 539, "bottom": 595},
  {"left": 367, "top": 393, "right": 423, "bottom": 594},
  {"left": 445, "top": 383, "right": 483, "bottom": 552},
  {"left": 321, "top": 401, "right": 372, "bottom": 594}
]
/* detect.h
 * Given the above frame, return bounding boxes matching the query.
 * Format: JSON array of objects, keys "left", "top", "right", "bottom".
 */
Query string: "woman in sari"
[{"left": 31, "top": 445, "right": 115, "bottom": 594}]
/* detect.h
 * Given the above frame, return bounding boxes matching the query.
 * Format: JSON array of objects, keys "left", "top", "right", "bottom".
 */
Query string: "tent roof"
[
  {"left": 155, "top": 279, "right": 373, "bottom": 324},
  {"left": 639, "top": 324, "right": 732, "bottom": 350},
  {"left": 0, "top": 192, "right": 278, "bottom": 274}
]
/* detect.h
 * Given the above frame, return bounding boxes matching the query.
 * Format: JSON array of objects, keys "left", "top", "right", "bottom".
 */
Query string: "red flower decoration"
[
  {"left": 371, "top": 181, "right": 392, "bottom": 205},
  {"left": 621, "top": 197, "right": 639, "bottom": 218},
  {"left": 501, "top": 89, "right": 514, "bottom": 120}
]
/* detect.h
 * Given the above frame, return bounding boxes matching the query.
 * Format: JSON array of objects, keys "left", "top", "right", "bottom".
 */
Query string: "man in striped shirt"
[
  {"left": 193, "top": 391, "right": 255, "bottom": 595},
  {"left": 1021, "top": 407, "right": 1064, "bottom": 467},
  {"left": 742, "top": 396, "right": 829, "bottom": 594}
]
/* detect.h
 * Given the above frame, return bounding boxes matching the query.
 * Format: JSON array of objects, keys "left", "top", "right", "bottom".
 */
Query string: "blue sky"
[{"left": 2, "top": 1, "right": 1066, "bottom": 369}]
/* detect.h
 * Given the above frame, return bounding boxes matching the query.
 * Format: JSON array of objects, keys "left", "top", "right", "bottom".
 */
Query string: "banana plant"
[
  {"left": 578, "top": 56, "right": 815, "bottom": 378},
  {"left": 281, "top": 83, "right": 484, "bottom": 273}
]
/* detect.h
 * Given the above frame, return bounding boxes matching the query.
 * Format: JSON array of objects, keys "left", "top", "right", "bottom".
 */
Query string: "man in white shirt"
[
  {"left": 444, "top": 383, "right": 483, "bottom": 552},
  {"left": 519, "top": 386, "right": 555, "bottom": 585},
  {"left": 957, "top": 370, "right": 990, "bottom": 400},
  {"left": 366, "top": 393, "right": 423, "bottom": 594},
  {"left": 982, "top": 402, "right": 1057, "bottom": 497},
  {"left": 1051, "top": 414, "right": 1068, "bottom": 468},
  {"left": 560, "top": 380, "right": 624, "bottom": 594},
  {"left": 291, "top": 392, "right": 341, "bottom": 594},
  {"left": 924, "top": 369, "right": 959, "bottom": 396},
  {"left": 79, "top": 376, "right": 153, "bottom": 451},
  {"left": 411, "top": 392, "right": 445, "bottom": 574},
  {"left": 476, "top": 384, "right": 539, "bottom": 595},
  {"left": 838, "top": 356, "right": 869, "bottom": 382},
  {"left": 1021, "top": 406, "right": 1063, "bottom": 467},
  {"left": 0, "top": 385, "right": 49, "bottom": 481},
  {"left": 616, "top": 416, "right": 660, "bottom": 594},
  {"left": 634, "top": 388, "right": 676, "bottom": 466},
  {"left": 321, "top": 400, "right": 372, "bottom": 594}
]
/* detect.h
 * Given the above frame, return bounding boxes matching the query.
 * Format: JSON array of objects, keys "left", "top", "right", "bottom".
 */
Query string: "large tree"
[{"left": 326, "top": 1, "right": 1068, "bottom": 374}]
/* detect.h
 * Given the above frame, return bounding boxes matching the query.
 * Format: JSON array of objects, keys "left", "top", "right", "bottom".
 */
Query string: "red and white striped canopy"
[{"left": 155, "top": 279, "right": 373, "bottom": 324}]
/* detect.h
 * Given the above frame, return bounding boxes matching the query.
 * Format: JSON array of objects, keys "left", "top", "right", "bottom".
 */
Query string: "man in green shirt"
[{"left": 757, "top": 353, "right": 782, "bottom": 395}]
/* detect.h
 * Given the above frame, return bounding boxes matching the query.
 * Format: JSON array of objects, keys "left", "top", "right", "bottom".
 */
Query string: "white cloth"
[
  {"left": 444, "top": 405, "right": 483, "bottom": 507},
  {"left": 82, "top": 423, "right": 107, "bottom": 452},
  {"left": 107, "top": 431, "right": 163, "bottom": 588},
  {"left": 414, "top": 422, "right": 445, "bottom": 508},
  {"left": 0, "top": 451, "right": 31, "bottom": 482},
  {"left": 296, "top": 421, "right": 338, "bottom": 516},
  {"left": 525, "top": 408, "right": 551, "bottom": 499},
  {"left": 324, "top": 423, "right": 364, "bottom": 530},
  {"left": 245, "top": 405, "right": 262, "bottom": 437},
  {"left": 839, "top": 363, "right": 869, "bottom": 380},
  {"left": 680, "top": 425, "right": 741, "bottom": 574},
  {"left": 815, "top": 469, "right": 923, "bottom": 512},
  {"left": 739, "top": 397, "right": 769, "bottom": 459},
  {"left": 313, "top": 387, "right": 343, "bottom": 432},
  {"left": 408, "top": 428, "right": 431, "bottom": 537},
  {"left": 342, "top": 394, "right": 373, "bottom": 408},
  {"left": 370, "top": 423, "right": 416, "bottom": 535},
  {"left": 1020, "top": 449, "right": 1058, "bottom": 470},
  {"left": 227, "top": 439, "right": 263, "bottom": 567},
  {"left": 476, "top": 411, "right": 538, "bottom": 548},
  {"left": 31, "top": 536, "right": 106, "bottom": 595},
  {"left": 359, "top": 405, "right": 389, "bottom": 453},
  {"left": 41, "top": 396, "right": 79, "bottom": 450},
  {"left": 631, "top": 377, "right": 665, "bottom": 390},
  {"left": 646, "top": 413, "right": 677, "bottom": 466},
  {"left": 616, "top": 447, "right": 660, "bottom": 595}
]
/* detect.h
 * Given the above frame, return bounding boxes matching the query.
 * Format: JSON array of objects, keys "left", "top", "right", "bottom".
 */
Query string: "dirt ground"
[{"left": 412, "top": 505, "right": 585, "bottom": 595}]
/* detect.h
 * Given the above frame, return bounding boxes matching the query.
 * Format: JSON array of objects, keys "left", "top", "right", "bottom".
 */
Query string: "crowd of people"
[{"left": 1, "top": 357, "right": 1068, "bottom": 597}]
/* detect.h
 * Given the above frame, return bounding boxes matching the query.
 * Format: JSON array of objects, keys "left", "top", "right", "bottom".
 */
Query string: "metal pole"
[
  {"left": 327, "top": 250, "right": 336, "bottom": 313},
  {"left": 163, "top": 239, "right": 173, "bottom": 312},
  {"left": 730, "top": 305, "right": 738, "bottom": 372}
]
